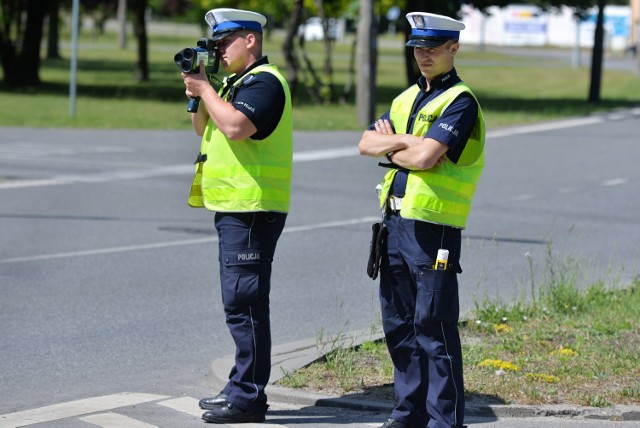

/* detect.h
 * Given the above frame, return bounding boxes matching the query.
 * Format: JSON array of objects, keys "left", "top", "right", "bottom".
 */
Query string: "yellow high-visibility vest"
[
  {"left": 189, "top": 64, "right": 293, "bottom": 213},
  {"left": 379, "top": 82, "right": 485, "bottom": 229}
]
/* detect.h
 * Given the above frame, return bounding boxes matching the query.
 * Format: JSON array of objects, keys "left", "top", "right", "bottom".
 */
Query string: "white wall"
[{"left": 459, "top": 4, "right": 633, "bottom": 51}]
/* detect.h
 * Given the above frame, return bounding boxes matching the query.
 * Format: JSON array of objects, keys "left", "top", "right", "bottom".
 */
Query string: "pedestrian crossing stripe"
[
  {"left": 0, "top": 392, "right": 169, "bottom": 428},
  {"left": 80, "top": 412, "right": 157, "bottom": 428},
  {"left": 0, "top": 394, "right": 289, "bottom": 428},
  {"left": 156, "top": 397, "right": 202, "bottom": 418},
  {"left": 157, "top": 397, "right": 286, "bottom": 428}
]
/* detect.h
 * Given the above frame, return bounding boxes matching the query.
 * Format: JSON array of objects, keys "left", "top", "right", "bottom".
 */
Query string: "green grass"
[
  {"left": 280, "top": 245, "right": 640, "bottom": 407},
  {"left": 279, "top": 335, "right": 395, "bottom": 398},
  {"left": 462, "top": 278, "right": 640, "bottom": 407},
  {"left": 1, "top": 29, "right": 639, "bottom": 130},
  {"left": 279, "top": 274, "right": 640, "bottom": 408}
]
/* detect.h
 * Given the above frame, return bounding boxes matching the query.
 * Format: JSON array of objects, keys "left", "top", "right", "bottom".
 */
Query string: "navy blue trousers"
[
  {"left": 380, "top": 212, "right": 465, "bottom": 428},
  {"left": 214, "top": 211, "right": 286, "bottom": 414}
]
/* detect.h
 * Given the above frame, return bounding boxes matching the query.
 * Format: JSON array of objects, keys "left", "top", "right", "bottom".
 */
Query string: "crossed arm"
[{"left": 357, "top": 119, "right": 449, "bottom": 170}]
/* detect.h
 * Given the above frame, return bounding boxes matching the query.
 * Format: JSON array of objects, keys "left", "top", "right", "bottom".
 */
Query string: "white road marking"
[
  {"left": 486, "top": 116, "right": 604, "bottom": 139},
  {"left": 0, "top": 179, "right": 70, "bottom": 189},
  {"left": 0, "top": 146, "right": 358, "bottom": 190},
  {"left": 0, "top": 165, "right": 192, "bottom": 189},
  {"left": 293, "top": 147, "right": 357, "bottom": 162},
  {"left": 229, "top": 424, "right": 287, "bottom": 428},
  {"left": 283, "top": 216, "right": 378, "bottom": 234},
  {"left": 0, "top": 237, "right": 217, "bottom": 264},
  {"left": 0, "top": 392, "right": 169, "bottom": 428},
  {"left": 606, "top": 113, "right": 627, "bottom": 121},
  {"left": 0, "top": 216, "right": 379, "bottom": 264},
  {"left": 603, "top": 178, "right": 627, "bottom": 186},
  {"left": 156, "top": 397, "right": 201, "bottom": 417},
  {"left": 80, "top": 412, "right": 157, "bottom": 428},
  {"left": 157, "top": 398, "right": 291, "bottom": 427},
  {"left": 2, "top": 110, "right": 639, "bottom": 190},
  {"left": 0, "top": 143, "right": 133, "bottom": 156}
]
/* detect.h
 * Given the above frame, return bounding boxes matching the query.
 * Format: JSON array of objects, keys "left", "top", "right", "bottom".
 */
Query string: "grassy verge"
[
  {"left": 278, "top": 275, "right": 640, "bottom": 408},
  {"left": 1, "top": 30, "right": 639, "bottom": 130}
]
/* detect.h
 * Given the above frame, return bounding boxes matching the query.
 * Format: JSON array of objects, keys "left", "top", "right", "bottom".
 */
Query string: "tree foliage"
[{"left": 0, "top": 0, "right": 621, "bottom": 104}]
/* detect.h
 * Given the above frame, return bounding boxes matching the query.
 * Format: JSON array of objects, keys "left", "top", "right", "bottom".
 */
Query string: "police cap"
[
  {"left": 205, "top": 8, "right": 267, "bottom": 42},
  {"left": 405, "top": 12, "right": 465, "bottom": 48}
]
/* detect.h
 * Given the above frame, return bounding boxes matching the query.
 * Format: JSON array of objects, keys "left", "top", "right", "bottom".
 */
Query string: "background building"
[{"left": 459, "top": 4, "right": 635, "bottom": 52}]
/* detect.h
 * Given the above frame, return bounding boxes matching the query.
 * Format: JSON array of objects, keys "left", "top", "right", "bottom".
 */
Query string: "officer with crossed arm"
[{"left": 359, "top": 11, "right": 486, "bottom": 428}]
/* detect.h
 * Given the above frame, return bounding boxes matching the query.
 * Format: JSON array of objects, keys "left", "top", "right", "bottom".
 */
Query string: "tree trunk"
[
  {"left": 0, "top": 39, "right": 18, "bottom": 86},
  {"left": 0, "top": 0, "right": 16, "bottom": 84},
  {"left": 356, "top": 0, "right": 376, "bottom": 126},
  {"left": 131, "top": 0, "right": 148, "bottom": 82},
  {"left": 16, "top": 0, "right": 46, "bottom": 85},
  {"left": 588, "top": 0, "right": 605, "bottom": 104},
  {"left": 341, "top": 38, "right": 357, "bottom": 102},
  {"left": 282, "top": 0, "right": 304, "bottom": 98},
  {"left": 117, "top": 0, "right": 128, "bottom": 49},
  {"left": 47, "top": 0, "right": 61, "bottom": 59},
  {"left": 315, "top": 0, "right": 333, "bottom": 102}
]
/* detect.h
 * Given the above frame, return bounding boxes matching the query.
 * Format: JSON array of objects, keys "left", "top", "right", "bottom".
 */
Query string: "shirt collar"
[
  {"left": 416, "top": 67, "right": 460, "bottom": 91},
  {"left": 226, "top": 56, "right": 269, "bottom": 86}
]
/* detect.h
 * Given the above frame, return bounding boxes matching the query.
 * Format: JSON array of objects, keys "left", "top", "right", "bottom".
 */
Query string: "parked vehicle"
[{"left": 298, "top": 17, "right": 337, "bottom": 41}]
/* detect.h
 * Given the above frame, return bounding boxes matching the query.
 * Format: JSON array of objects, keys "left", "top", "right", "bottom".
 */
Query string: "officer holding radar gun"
[
  {"left": 178, "top": 8, "right": 293, "bottom": 424},
  {"left": 359, "top": 12, "right": 486, "bottom": 428}
]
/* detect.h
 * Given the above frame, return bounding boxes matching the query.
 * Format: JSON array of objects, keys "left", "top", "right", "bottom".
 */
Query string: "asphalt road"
[{"left": 1, "top": 108, "right": 639, "bottom": 426}]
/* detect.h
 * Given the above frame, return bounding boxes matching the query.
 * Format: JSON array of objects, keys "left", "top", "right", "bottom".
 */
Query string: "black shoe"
[
  {"left": 379, "top": 418, "right": 409, "bottom": 428},
  {"left": 202, "top": 402, "right": 266, "bottom": 423},
  {"left": 198, "top": 392, "right": 228, "bottom": 410}
]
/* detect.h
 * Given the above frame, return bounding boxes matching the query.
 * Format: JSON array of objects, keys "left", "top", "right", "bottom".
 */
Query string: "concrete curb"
[{"left": 207, "top": 330, "right": 640, "bottom": 422}]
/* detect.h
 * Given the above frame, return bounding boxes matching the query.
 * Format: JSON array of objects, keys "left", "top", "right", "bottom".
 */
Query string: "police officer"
[
  {"left": 181, "top": 8, "right": 293, "bottom": 424},
  {"left": 358, "top": 12, "right": 486, "bottom": 428}
]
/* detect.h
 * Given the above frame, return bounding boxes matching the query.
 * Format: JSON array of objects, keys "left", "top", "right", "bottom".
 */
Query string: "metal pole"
[
  {"left": 69, "top": 0, "right": 80, "bottom": 117},
  {"left": 117, "top": 0, "right": 128, "bottom": 49},
  {"left": 572, "top": 16, "right": 581, "bottom": 68}
]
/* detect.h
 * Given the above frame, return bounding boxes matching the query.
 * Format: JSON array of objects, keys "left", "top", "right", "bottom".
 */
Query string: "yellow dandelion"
[
  {"left": 550, "top": 347, "right": 578, "bottom": 357},
  {"left": 478, "top": 359, "right": 521, "bottom": 371},
  {"left": 526, "top": 373, "right": 560, "bottom": 383},
  {"left": 493, "top": 323, "right": 513, "bottom": 334}
]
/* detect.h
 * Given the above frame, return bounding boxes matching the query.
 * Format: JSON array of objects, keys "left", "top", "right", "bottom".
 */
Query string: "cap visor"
[
  {"left": 406, "top": 38, "right": 449, "bottom": 48},
  {"left": 211, "top": 29, "right": 237, "bottom": 41}
]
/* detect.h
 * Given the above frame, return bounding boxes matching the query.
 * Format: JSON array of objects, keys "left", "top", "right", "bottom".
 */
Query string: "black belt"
[
  {"left": 377, "top": 162, "right": 410, "bottom": 173},
  {"left": 194, "top": 153, "right": 207, "bottom": 164}
]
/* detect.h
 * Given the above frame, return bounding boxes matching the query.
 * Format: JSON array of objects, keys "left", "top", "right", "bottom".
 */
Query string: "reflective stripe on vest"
[
  {"left": 188, "top": 64, "right": 293, "bottom": 212},
  {"left": 379, "top": 82, "right": 485, "bottom": 229}
]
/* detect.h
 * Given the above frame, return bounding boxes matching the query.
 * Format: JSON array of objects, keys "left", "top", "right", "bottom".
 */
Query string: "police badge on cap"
[
  {"left": 204, "top": 8, "right": 267, "bottom": 41},
  {"left": 405, "top": 12, "right": 465, "bottom": 48}
]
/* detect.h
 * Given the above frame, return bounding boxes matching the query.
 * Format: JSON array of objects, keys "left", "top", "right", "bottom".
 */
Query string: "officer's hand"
[
  {"left": 181, "top": 62, "right": 211, "bottom": 98},
  {"left": 435, "top": 154, "right": 447, "bottom": 166},
  {"left": 374, "top": 119, "right": 395, "bottom": 135}
]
